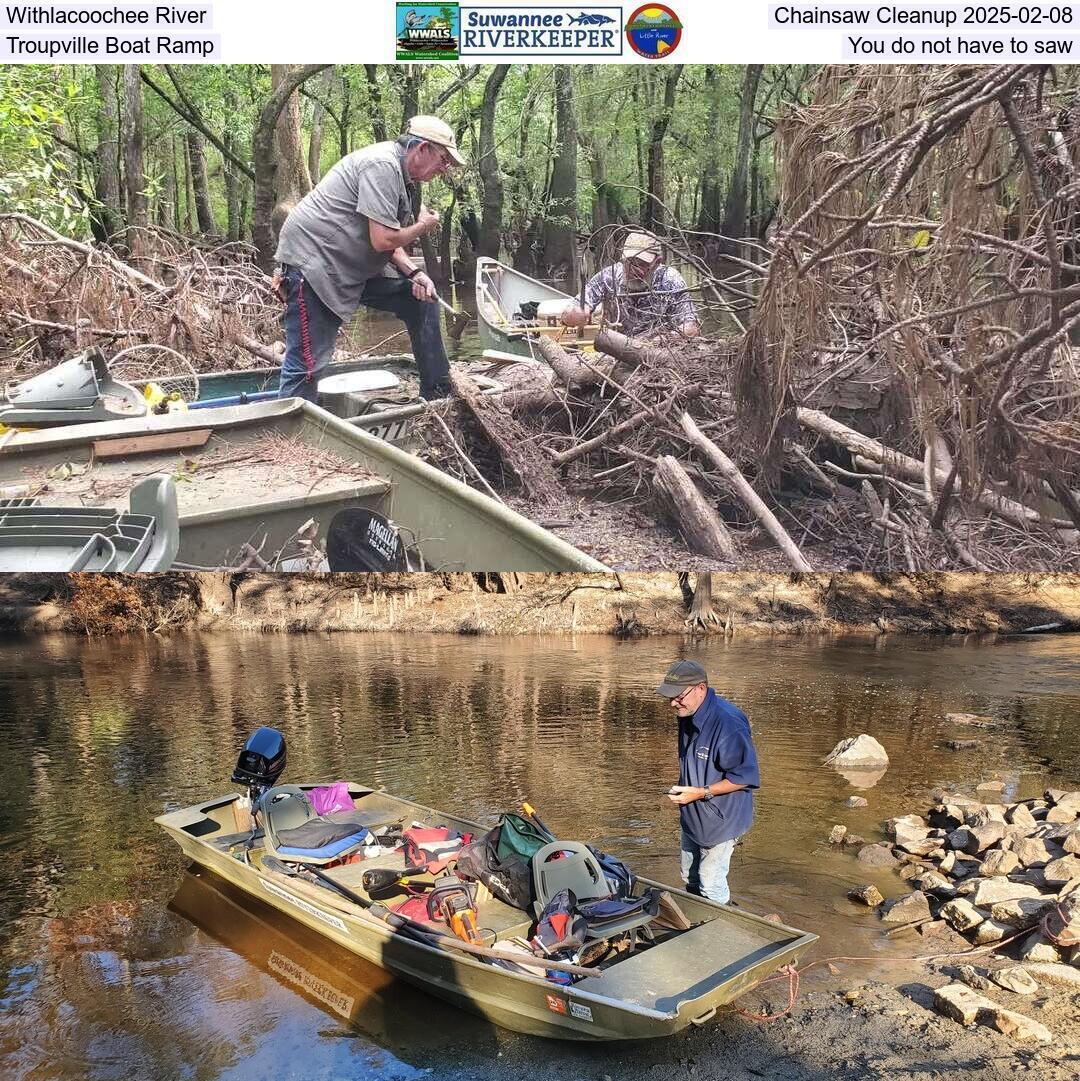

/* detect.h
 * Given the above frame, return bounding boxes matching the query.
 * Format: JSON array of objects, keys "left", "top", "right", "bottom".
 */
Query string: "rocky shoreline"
[{"left": 835, "top": 761, "right": 1079, "bottom": 1054}]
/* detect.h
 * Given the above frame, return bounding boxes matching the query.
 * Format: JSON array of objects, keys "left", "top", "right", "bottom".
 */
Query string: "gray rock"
[
  {"left": 856, "top": 843, "right": 899, "bottom": 868},
  {"left": 945, "top": 739, "right": 977, "bottom": 751},
  {"left": 928, "top": 804, "right": 965, "bottom": 831},
  {"left": 1046, "top": 789, "right": 1080, "bottom": 814},
  {"left": 898, "top": 863, "right": 923, "bottom": 881},
  {"left": 828, "top": 824, "right": 848, "bottom": 845},
  {"left": 950, "top": 855, "right": 982, "bottom": 879},
  {"left": 963, "top": 823, "right": 1006, "bottom": 854},
  {"left": 1046, "top": 806, "right": 1078, "bottom": 824},
  {"left": 898, "top": 838, "right": 943, "bottom": 858},
  {"left": 972, "top": 919, "right": 1010, "bottom": 945},
  {"left": 940, "top": 898, "right": 985, "bottom": 932},
  {"left": 971, "top": 879, "right": 1044, "bottom": 906},
  {"left": 990, "top": 965, "right": 1038, "bottom": 994},
  {"left": 947, "top": 827, "right": 974, "bottom": 851},
  {"left": 976, "top": 780, "right": 1007, "bottom": 794},
  {"left": 956, "top": 964, "right": 993, "bottom": 991},
  {"left": 1017, "top": 931, "right": 1063, "bottom": 963},
  {"left": 1007, "top": 803, "right": 1038, "bottom": 829},
  {"left": 1062, "top": 827, "right": 1080, "bottom": 855},
  {"left": 1044, "top": 854, "right": 1080, "bottom": 886},
  {"left": 938, "top": 851, "right": 956, "bottom": 874},
  {"left": 945, "top": 712, "right": 997, "bottom": 726},
  {"left": 933, "top": 981, "right": 984, "bottom": 1025},
  {"left": 1023, "top": 961, "right": 1080, "bottom": 989},
  {"left": 843, "top": 833, "right": 866, "bottom": 847},
  {"left": 1014, "top": 837, "right": 1053, "bottom": 868},
  {"left": 844, "top": 796, "right": 869, "bottom": 809},
  {"left": 848, "top": 884, "right": 884, "bottom": 907},
  {"left": 886, "top": 813, "right": 927, "bottom": 838},
  {"left": 980, "top": 849, "right": 1019, "bottom": 877},
  {"left": 913, "top": 870, "right": 955, "bottom": 896},
  {"left": 989, "top": 896, "right": 1055, "bottom": 928},
  {"left": 984, "top": 1005, "right": 1052, "bottom": 1043},
  {"left": 880, "top": 890, "right": 932, "bottom": 924},
  {"left": 823, "top": 734, "right": 889, "bottom": 768},
  {"left": 965, "top": 805, "right": 1006, "bottom": 828}
]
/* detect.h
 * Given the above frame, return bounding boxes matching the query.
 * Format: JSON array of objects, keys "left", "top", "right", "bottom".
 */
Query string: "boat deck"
[{"left": 5, "top": 430, "right": 389, "bottom": 518}]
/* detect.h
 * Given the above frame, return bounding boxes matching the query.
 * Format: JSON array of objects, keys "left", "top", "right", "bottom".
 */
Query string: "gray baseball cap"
[{"left": 656, "top": 659, "right": 708, "bottom": 698}]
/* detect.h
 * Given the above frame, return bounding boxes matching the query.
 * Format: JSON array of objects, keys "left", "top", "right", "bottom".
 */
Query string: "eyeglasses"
[
  {"left": 428, "top": 143, "right": 453, "bottom": 169},
  {"left": 670, "top": 684, "right": 699, "bottom": 707}
]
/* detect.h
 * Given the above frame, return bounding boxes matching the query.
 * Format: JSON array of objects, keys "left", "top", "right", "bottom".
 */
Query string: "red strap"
[{"left": 295, "top": 274, "right": 316, "bottom": 381}]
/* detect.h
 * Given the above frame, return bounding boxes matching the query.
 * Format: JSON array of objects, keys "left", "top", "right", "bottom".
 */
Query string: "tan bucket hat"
[
  {"left": 622, "top": 231, "right": 661, "bottom": 265},
  {"left": 406, "top": 115, "right": 466, "bottom": 166}
]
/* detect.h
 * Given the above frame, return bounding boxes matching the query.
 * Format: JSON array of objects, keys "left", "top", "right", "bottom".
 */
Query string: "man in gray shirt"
[{"left": 274, "top": 114, "right": 465, "bottom": 401}]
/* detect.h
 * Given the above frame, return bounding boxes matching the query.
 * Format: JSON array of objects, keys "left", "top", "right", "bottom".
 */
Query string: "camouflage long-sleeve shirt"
[{"left": 582, "top": 263, "right": 698, "bottom": 337}]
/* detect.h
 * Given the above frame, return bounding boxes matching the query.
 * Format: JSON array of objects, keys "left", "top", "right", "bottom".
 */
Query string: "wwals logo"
[{"left": 396, "top": 3, "right": 461, "bottom": 60}]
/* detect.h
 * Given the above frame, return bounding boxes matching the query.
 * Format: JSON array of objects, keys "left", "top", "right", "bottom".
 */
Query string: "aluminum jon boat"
[
  {"left": 476, "top": 258, "right": 602, "bottom": 358},
  {"left": 157, "top": 741, "right": 817, "bottom": 1041},
  {"left": 1, "top": 349, "right": 513, "bottom": 451},
  {"left": 0, "top": 399, "right": 605, "bottom": 571}
]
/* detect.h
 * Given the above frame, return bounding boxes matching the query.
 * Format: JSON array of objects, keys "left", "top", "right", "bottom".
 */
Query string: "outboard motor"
[{"left": 231, "top": 726, "right": 287, "bottom": 804}]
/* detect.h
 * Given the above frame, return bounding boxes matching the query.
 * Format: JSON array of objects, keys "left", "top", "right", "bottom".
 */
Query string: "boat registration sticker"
[
  {"left": 545, "top": 994, "right": 568, "bottom": 1015},
  {"left": 261, "top": 879, "right": 348, "bottom": 934},
  {"left": 568, "top": 1001, "right": 594, "bottom": 1022}
]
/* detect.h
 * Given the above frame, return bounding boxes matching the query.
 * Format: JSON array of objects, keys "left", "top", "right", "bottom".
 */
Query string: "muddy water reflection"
[{"left": 1, "top": 631, "right": 1078, "bottom": 1078}]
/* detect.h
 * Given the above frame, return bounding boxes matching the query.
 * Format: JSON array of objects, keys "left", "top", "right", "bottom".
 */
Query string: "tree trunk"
[
  {"left": 720, "top": 65, "right": 763, "bottom": 252},
  {"left": 181, "top": 133, "right": 195, "bottom": 234},
  {"left": 120, "top": 64, "right": 148, "bottom": 262},
  {"left": 362, "top": 65, "right": 386, "bottom": 144},
  {"left": 252, "top": 64, "right": 331, "bottom": 270},
  {"left": 542, "top": 67, "right": 578, "bottom": 284},
  {"left": 271, "top": 64, "right": 313, "bottom": 207},
  {"left": 186, "top": 130, "right": 215, "bottom": 233},
  {"left": 171, "top": 137, "right": 182, "bottom": 232},
  {"left": 643, "top": 66, "right": 682, "bottom": 233},
  {"left": 93, "top": 65, "right": 123, "bottom": 242},
  {"left": 654, "top": 457, "right": 738, "bottom": 560},
  {"left": 696, "top": 68, "right": 722, "bottom": 234},
  {"left": 308, "top": 70, "right": 333, "bottom": 183},
  {"left": 477, "top": 65, "right": 509, "bottom": 258}
]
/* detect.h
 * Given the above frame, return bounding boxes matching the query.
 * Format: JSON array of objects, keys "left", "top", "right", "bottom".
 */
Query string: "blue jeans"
[
  {"left": 277, "top": 265, "right": 451, "bottom": 402},
  {"left": 680, "top": 832, "right": 736, "bottom": 904}
]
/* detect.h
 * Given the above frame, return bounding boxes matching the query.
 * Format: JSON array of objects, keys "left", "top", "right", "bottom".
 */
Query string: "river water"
[{"left": 1, "top": 630, "right": 1078, "bottom": 1078}]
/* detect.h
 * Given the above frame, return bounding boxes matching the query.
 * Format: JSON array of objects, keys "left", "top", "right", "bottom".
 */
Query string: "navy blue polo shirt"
[{"left": 677, "top": 688, "right": 760, "bottom": 847}]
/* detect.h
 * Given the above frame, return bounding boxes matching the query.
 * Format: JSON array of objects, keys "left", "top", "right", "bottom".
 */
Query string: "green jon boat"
[
  {"left": 0, "top": 399, "right": 604, "bottom": 572},
  {"left": 158, "top": 772, "right": 817, "bottom": 1041},
  {"left": 476, "top": 258, "right": 602, "bottom": 358}
]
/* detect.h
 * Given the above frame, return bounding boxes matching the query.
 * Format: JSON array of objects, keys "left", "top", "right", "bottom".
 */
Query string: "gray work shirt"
[{"left": 275, "top": 140, "right": 414, "bottom": 320}]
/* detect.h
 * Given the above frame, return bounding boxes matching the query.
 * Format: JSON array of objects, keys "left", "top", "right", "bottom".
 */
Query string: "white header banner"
[{"left": 0, "top": 0, "right": 1076, "bottom": 62}]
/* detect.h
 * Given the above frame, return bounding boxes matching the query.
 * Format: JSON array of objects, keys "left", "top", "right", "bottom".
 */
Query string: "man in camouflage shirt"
[{"left": 560, "top": 231, "right": 699, "bottom": 340}]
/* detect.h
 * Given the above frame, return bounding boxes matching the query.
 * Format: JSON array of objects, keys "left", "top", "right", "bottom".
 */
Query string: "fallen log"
[
  {"left": 679, "top": 413, "right": 814, "bottom": 571},
  {"left": 534, "top": 336, "right": 609, "bottom": 388},
  {"left": 796, "top": 407, "right": 1057, "bottom": 531},
  {"left": 594, "top": 328, "right": 668, "bottom": 369},
  {"left": 653, "top": 455, "right": 738, "bottom": 561}
]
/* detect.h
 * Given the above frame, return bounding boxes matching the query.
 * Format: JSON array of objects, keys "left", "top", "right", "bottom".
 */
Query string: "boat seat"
[
  {"left": 532, "top": 841, "right": 658, "bottom": 942},
  {"left": 257, "top": 784, "right": 375, "bottom": 865}
]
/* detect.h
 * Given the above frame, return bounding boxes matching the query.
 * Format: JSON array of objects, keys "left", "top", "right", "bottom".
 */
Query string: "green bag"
[{"left": 495, "top": 812, "right": 553, "bottom": 863}]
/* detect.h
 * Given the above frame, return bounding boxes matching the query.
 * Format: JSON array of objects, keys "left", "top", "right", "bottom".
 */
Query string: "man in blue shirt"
[{"left": 657, "top": 659, "right": 760, "bottom": 905}]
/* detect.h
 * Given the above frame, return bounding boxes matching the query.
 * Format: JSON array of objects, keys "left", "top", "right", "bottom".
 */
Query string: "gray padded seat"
[{"left": 532, "top": 841, "right": 657, "bottom": 941}]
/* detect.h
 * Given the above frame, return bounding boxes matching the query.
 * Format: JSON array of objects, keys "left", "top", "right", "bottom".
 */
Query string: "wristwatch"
[
  {"left": 700, "top": 785, "right": 711, "bottom": 800},
  {"left": 405, "top": 267, "right": 423, "bottom": 279}
]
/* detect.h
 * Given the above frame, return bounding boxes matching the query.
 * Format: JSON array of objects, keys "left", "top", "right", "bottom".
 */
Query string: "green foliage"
[{"left": 0, "top": 67, "right": 88, "bottom": 231}]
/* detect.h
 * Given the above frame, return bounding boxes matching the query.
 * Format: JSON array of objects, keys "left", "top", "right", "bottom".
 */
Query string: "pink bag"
[{"left": 310, "top": 782, "right": 355, "bottom": 816}]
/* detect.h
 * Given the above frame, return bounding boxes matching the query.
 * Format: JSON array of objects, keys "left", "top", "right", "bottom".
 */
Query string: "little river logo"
[
  {"left": 458, "top": 7, "right": 623, "bottom": 57},
  {"left": 625, "top": 3, "right": 682, "bottom": 58},
  {"left": 396, "top": 3, "right": 461, "bottom": 60}
]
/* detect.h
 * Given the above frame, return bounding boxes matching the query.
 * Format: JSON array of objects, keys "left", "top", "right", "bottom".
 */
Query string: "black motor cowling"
[{"left": 231, "top": 727, "right": 286, "bottom": 797}]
